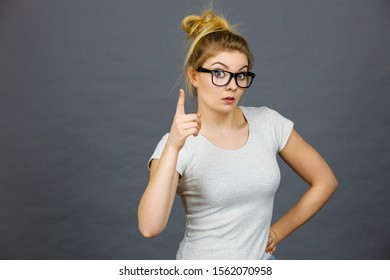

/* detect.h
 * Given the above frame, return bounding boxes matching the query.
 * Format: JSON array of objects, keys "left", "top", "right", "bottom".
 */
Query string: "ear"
[{"left": 187, "top": 66, "right": 199, "bottom": 88}]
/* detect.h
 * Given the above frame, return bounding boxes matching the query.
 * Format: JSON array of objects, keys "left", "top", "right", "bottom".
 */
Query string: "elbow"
[
  {"left": 327, "top": 174, "right": 339, "bottom": 195},
  {"left": 331, "top": 175, "right": 339, "bottom": 192},
  {"left": 139, "top": 229, "right": 159, "bottom": 239},
  {"left": 313, "top": 174, "right": 338, "bottom": 195},
  {"left": 138, "top": 207, "right": 165, "bottom": 238},
  {"left": 138, "top": 223, "right": 163, "bottom": 239},
  {"left": 139, "top": 230, "right": 157, "bottom": 239}
]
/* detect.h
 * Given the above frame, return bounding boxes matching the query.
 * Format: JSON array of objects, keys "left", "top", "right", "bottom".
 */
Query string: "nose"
[{"left": 226, "top": 76, "right": 238, "bottom": 91}]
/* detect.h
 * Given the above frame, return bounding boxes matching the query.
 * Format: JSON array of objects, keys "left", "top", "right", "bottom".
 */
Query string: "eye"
[
  {"left": 237, "top": 73, "right": 247, "bottom": 80},
  {"left": 213, "top": 70, "right": 226, "bottom": 79}
]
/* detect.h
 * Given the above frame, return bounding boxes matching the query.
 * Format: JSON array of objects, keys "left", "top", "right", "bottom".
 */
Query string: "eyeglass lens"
[{"left": 211, "top": 70, "right": 253, "bottom": 88}]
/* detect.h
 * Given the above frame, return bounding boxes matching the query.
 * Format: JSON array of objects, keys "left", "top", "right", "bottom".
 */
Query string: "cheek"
[
  {"left": 196, "top": 78, "right": 218, "bottom": 95},
  {"left": 235, "top": 90, "right": 246, "bottom": 99},
  {"left": 197, "top": 75, "right": 212, "bottom": 88}
]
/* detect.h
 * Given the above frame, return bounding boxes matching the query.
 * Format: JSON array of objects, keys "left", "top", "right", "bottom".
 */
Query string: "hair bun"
[{"left": 182, "top": 10, "right": 231, "bottom": 39}]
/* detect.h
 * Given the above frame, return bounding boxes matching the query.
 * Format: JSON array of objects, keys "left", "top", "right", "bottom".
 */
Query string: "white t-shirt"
[{"left": 149, "top": 106, "right": 294, "bottom": 259}]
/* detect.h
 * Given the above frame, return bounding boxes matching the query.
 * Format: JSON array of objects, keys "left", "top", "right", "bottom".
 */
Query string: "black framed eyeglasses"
[{"left": 197, "top": 67, "right": 256, "bottom": 88}]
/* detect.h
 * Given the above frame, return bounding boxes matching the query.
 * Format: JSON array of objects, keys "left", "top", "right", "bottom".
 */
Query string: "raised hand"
[{"left": 167, "top": 89, "right": 201, "bottom": 151}]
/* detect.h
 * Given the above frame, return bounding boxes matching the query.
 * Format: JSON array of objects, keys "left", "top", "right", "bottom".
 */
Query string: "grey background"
[{"left": 0, "top": 0, "right": 389, "bottom": 260}]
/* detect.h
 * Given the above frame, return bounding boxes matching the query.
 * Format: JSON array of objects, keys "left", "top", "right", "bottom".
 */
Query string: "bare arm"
[
  {"left": 138, "top": 152, "right": 180, "bottom": 238},
  {"left": 137, "top": 90, "right": 201, "bottom": 238},
  {"left": 266, "top": 129, "right": 338, "bottom": 253}
]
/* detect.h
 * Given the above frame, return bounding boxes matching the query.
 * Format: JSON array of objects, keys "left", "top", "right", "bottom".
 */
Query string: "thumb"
[{"left": 175, "top": 89, "right": 186, "bottom": 116}]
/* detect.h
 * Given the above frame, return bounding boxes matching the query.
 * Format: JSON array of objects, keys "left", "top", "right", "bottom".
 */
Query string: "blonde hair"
[{"left": 182, "top": 9, "right": 253, "bottom": 96}]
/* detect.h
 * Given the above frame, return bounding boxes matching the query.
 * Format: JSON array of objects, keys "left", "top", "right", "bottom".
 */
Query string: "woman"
[{"left": 138, "top": 9, "right": 338, "bottom": 260}]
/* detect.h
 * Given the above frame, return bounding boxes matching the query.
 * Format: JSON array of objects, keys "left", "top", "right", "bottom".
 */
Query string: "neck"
[{"left": 197, "top": 104, "right": 243, "bottom": 133}]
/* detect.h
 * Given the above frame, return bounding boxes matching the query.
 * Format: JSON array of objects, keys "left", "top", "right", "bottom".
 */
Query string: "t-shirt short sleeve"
[
  {"left": 148, "top": 133, "right": 186, "bottom": 176},
  {"left": 265, "top": 107, "right": 294, "bottom": 152}
]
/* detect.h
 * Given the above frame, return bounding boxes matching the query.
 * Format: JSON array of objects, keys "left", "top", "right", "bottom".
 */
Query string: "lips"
[
  {"left": 222, "top": 96, "right": 236, "bottom": 104},
  {"left": 223, "top": 96, "right": 235, "bottom": 101}
]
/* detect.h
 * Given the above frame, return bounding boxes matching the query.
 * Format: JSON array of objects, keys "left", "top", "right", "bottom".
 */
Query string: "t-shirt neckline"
[{"left": 197, "top": 106, "right": 252, "bottom": 152}]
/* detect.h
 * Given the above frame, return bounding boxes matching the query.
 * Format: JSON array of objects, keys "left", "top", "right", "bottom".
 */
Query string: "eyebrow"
[{"left": 211, "top": 62, "right": 249, "bottom": 71}]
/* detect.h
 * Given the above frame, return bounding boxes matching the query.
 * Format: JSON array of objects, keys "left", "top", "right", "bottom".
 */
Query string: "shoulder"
[
  {"left": 239, "top": 106, "right": 282, "bottom": 121},
  {"left": 154, "top": 132, "right": 170, "bottom": 147},
  {"left": 240, "top": 105, "right": 266, "bottom": 116},
  {"left": 240, "top": 106, "right": 294, "bottom": 150}
]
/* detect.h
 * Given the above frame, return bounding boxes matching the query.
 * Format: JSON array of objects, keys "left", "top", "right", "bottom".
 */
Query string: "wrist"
[
  {"left": 166, "top": 134, "right": 184, "bottom": 152},
  {"left": 165, "top": 138, "right": 182, "bottom": 154},
  {"left": 270, "top": 228, "right": 279, "bottom": 245}
]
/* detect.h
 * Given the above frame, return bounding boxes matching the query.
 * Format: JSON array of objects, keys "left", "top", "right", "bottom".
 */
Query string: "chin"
[{"left": 217, "top": 104, "right": 238, "bottom": 114}]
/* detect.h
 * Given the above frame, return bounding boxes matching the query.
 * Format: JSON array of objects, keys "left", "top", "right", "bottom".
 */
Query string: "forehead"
[{"left": 203, "top": 50, "right": 248, "bottom": 69}]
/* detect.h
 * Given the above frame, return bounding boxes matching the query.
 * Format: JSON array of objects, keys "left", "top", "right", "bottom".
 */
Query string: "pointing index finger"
[{"left": 176, "top": 89, "right": 186, "bottom": 116}]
